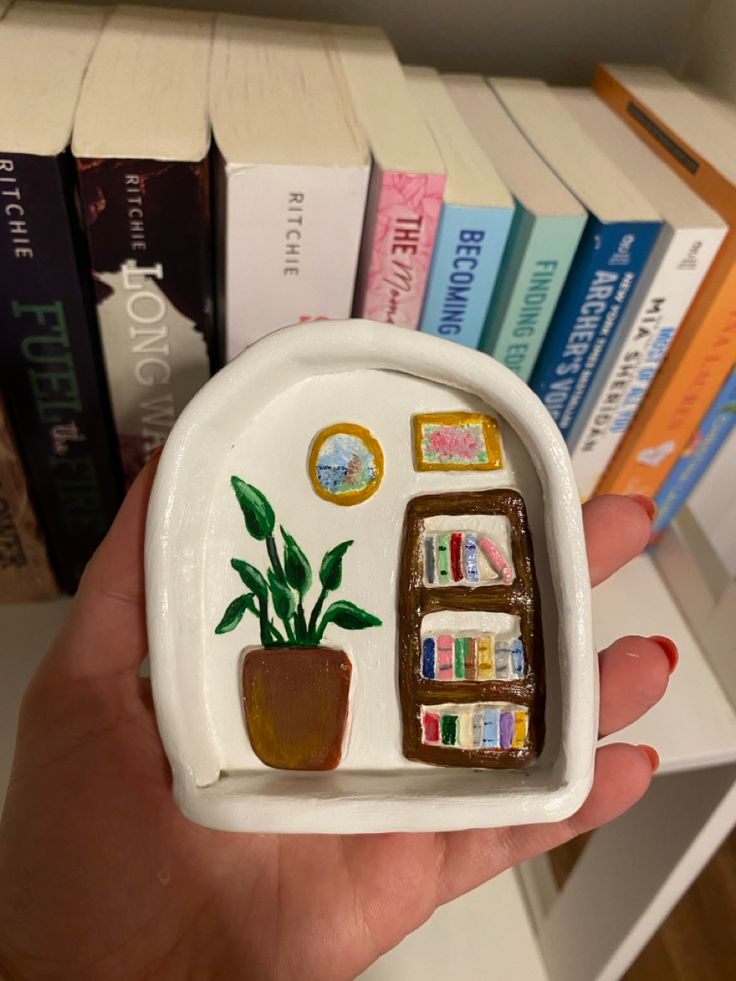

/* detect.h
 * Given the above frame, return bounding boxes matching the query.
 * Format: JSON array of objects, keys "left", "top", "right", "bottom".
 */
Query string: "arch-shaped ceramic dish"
[{"left": 146, "top": 319, "right": 596, "bottom": 833}]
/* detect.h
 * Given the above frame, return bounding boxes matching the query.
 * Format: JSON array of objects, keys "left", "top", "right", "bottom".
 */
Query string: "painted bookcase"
[{"left": 398, "top": 488, "right": 545, "bottom": 768}]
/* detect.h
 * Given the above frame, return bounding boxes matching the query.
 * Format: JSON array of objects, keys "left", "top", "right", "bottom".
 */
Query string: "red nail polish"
[
  {"left": 649, "top": 635, "right": 679, "bottom": 673},
  {"left": 638, "top": 744, "right": 660, "bottom": 772},
  {"left": 628, "top": 494, "right": 657, "bottom": 521}
]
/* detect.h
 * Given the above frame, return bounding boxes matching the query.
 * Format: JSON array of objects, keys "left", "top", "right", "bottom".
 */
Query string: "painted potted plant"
[{"left": 215, "top": 476, "right": 382, "bottom": 771}]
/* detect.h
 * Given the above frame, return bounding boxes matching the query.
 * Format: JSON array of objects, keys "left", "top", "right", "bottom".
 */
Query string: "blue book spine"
[
  {"left": 419, "top": 202, "right": 513, "bottom": 349},
  {"left": 530, "top": 219, "right": 661, "bottom": 438},
  {"left": 482, "top": 708, "right": 500, "bottom": 747},
  {"left": 422, "top": 638, "right": 436, "bottom": 679},
  {"left": 653, "top": 368, "right": 736, "bottom": 534}
]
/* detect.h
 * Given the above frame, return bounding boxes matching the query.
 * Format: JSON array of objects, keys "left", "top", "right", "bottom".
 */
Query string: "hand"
[{"left": 0, "top": 460, "right": 672, "bottom": 981}]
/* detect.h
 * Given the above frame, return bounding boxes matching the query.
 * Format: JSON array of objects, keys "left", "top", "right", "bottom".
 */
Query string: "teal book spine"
[
  {"left": 419, "top": 203, "right": 513, "bottom": 348},
  {"left": 480, "top": 208, "right": 586, "bottom": 382}
]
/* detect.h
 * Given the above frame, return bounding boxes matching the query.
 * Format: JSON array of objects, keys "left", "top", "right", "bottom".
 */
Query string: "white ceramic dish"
[{"left": 146, "top": 320, "right": 597, "bottom": 834}]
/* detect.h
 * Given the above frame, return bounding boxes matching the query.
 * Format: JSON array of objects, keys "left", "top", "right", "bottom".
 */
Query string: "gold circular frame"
[{"left": 308, "top": 423, "right": 384, "bottom": 506}]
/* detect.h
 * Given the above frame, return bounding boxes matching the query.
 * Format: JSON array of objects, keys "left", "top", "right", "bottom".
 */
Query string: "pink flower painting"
[
  {"left": 422, "top": 423, "right": 488, "bottom": 465},
  {"left": 413, "top": 412, "right": 504, "bottom": 472}
]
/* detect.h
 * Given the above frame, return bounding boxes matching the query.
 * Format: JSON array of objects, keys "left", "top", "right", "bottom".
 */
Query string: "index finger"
[{"left": 583, "top": 494, "right": 654, "bottom": 587}]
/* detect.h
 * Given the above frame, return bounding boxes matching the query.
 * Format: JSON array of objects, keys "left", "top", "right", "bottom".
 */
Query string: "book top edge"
[
  {"left": 442, "top": 74, "right": 586, "bottom": 219},
  {"left": 72, "top": 7, "right": 213, "bottom": 161},
  {"left": 331, "top": 24, "right": 446, "bottom": 176},
  {"left": 210, "top": 15, "right": 368, "bottom": 168},
  {"left": 405, "top": 66, "right": 513, "bottom": 210},
  {"left": 555, "top": 87, "right": 726, "bottom": 231},
  {"left": 0, "top": 2, "right": 106, "bottom": 155},
  {"left": 600, "top": 63, "right": 736, "bottom": 193},
  {"left": 489, "top": 76, "right": 662, "bottom": 224}
]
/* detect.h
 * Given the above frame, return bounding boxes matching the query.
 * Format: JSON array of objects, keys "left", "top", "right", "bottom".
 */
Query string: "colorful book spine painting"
[
  {"left": 421, "top": 635, "right": 525, "bottom": 681},
  {"left": 423, "top": 530, "right": 513, "bottom": 584},
  {"left": 436, "top": 633, "right": 454, "bottom": 678},
  {"left": 421, "top": 703, "right": 528, "bottom": 749}
]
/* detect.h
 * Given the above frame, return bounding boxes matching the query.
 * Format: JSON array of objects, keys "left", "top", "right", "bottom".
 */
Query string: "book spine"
[
  {"left": 652, "top": 368, "right": 736, "bottom": 533},
  {"left": 353, "top": 165, "right": 445, "bottom": 329},
  {"left": 595, "top": 237, "right": 736, "bottom": 498},
  {"left": 77, "top": 157, "right": 215, "bottom": 487},
  {"left": 419, "top": 202, "right": 513, "bottom": 348},
  {"left": 481, "top": 209, "right": 586, "bottom": 381},
  {"left": 223, "top": 161, "right": 369, "bottom": 360},
  {"left": 0, "top": 152, "right": 122, "bottom": 593},
  {"left": 529, "top": 219, "right": 661, "bottom": 438},
  {"left": 570, "top": 224, "right": 726, "bottom": 499},
  {"left": 0, "top": 395, "right": 58, "bottom": 602},
  {"left": 590, "top": 71, "right": 736, "bottom": 497}
]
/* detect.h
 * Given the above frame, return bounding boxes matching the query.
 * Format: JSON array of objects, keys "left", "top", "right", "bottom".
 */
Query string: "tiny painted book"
[
  {"left": 653, "top": 367, "right": 736, "bottom": 534},
  {"left": 406, "top": 68, "right": 514, "bottom": 349},
  {"left": 556, "top": 88, "right": 727, "bottom": 501},
  {"left": 0, "top": 394, "right": 58, "bottom": 603},
  {"left": 73, "top": 5, "right": 215, "bottom": 487},
  {"left": 0, "top": 1, "right": 123, "bottom": 593},
  {"left": 210, "top": 16, "right": 370, "bottom": 360},
  {"left": 333, "top": 26, "right": 446, "bottom": 329},
  {"left": 444, "top": 75, "right": 586, "bottom": 381},
  {"left": 488, "top": 78, "right": 661, "bottom": 439},
  {"left": 593, "top": 64, "right": 736, "bottom": 497}
]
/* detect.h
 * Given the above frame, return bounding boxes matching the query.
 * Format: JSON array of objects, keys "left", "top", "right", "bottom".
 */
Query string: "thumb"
[{"left": 44, "top": 448, "right": 162, "bottom": 683}]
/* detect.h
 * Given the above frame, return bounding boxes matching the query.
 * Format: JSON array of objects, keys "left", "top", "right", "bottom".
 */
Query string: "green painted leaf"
[
  {"left": 319, "top": 540, "right": 354, "bottom": 592},
  {"left": 214, "top": 594, "right": 257, "bottom": 634},
  {"left": 280, "top": 526, "right": 312, "bottom": 596},
  {"left": 231, "top": 558, "right": 268, "bottom": 601},
  {"left": 268, "top": 568, "right": 296, "bottom": 621},
  {"left": 231, "top": 476, "right": 275, "bottom": 540},
  {"left": 320, "top": 599, "right": 382, "bottom": 632}
]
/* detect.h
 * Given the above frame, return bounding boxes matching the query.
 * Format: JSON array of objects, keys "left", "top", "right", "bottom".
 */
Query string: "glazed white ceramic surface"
[{"left": 145, "top": 319, "right": 597, "bottom": 834}]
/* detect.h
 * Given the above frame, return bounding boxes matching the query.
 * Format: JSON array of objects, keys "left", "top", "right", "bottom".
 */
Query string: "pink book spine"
[{"left": 354, "top": 166, "right": 445, "bottom": 329}]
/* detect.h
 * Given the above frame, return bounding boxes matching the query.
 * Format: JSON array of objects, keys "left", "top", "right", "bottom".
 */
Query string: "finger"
[
  {"left": 584, "top": 494, "right": 653, "bottom": 586},
  {"left": 44, "top": 448, "right": 162, "bottom": 682},
  {"left": 598, "top": 634, "right": 675, "bottom": 737},
  {"left": 437, "top": 742, "right": 656, "bottom": 903}
]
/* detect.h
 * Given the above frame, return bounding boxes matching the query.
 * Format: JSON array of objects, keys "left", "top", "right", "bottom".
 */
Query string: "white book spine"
[
  {"left": 569, "top": 225, "right": 726, "bottom": 500},
  {"left": 224, "top": 162, "right": 370, "bottom": 360}
]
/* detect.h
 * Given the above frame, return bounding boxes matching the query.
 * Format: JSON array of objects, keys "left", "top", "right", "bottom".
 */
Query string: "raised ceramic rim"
[{"left": 145, "top": 319, "right": 597, "bottom": 833}]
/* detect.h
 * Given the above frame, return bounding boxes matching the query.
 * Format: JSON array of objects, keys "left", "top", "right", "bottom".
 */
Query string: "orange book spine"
[{"left": 591, "top": 67, "right": 736, "bottom": 497}]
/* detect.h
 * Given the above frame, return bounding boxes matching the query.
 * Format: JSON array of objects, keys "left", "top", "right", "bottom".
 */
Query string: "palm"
[{"left": 0, "top": 462, "right": 670, "bottom": 981}]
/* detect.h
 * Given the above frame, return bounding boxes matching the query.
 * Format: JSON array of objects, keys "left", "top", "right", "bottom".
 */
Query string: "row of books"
[
  {"left": 421, "top": 634, "right": 525, "bottom": 682},
  {"left": 420, "top": 703, "right": 529, "bottom": 750},
  {"left": 1, "top": 1, "right": 735, "bottom": 600},
  {"left": 423, "top": 530, "right": 514, "bottom": 586}
]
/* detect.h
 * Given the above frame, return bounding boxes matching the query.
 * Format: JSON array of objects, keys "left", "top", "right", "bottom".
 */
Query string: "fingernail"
[
  {"left": 638, "top": 744, "right": 660, "bottom": 772},
  {"left": 629, "top": 494, "right": 657, "bottom": 522},
  {"left": 649, "top": 635, "right": 679, "bottom": 673}
]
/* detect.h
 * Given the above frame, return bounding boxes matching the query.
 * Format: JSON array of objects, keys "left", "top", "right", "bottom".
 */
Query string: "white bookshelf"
[
  {"left": 595, "top": 554, "right": 736, "bottom": 773},
  {"left": 3, "top": 0, "right": 736, "bottom": 978}
]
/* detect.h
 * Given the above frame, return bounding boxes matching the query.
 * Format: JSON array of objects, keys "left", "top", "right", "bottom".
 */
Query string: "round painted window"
[{"left": 309, "top": 423, "right": 384, "bottom": 506}]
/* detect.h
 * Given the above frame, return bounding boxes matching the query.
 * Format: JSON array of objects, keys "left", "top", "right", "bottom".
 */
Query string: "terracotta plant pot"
[{"left": 242, "top": 646, "right": 352, "bottom": 770}]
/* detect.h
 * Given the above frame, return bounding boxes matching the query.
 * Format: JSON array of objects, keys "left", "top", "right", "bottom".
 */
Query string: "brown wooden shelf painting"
[{"left": 398, "top": 489, "right": 545, "bottom": 768}]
